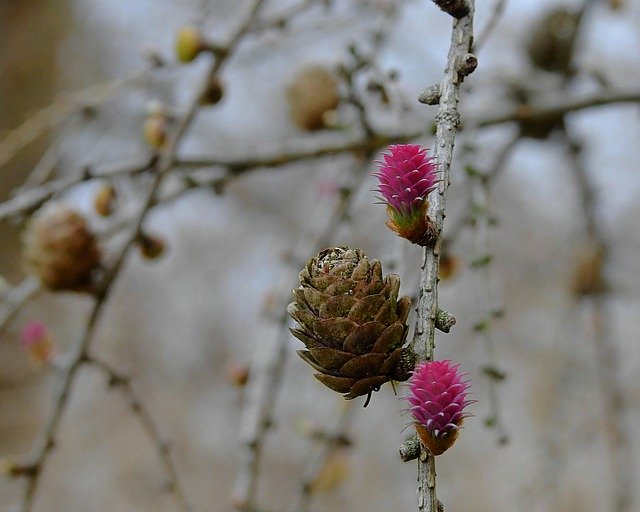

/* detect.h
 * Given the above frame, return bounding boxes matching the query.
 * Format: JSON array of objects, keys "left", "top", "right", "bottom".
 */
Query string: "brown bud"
[
  {"left": 0, "top": 459, "right": 23, "bottom": 478},
  {"left": 516, "top": 104, "right": 565, "bottom": 139},
  {"left": 526, "top": 8, "right": 578, "bottom": 74},
  {"left": 94, "top": 183, "right": 116, "bottom": 217},
  {"left": 23, "top": 205, "right": 101, "bottom": 292},
  {"left": 138, "top": 233, "right": 166, "bottom": 260},
  {"left": 431, "top": 0, "right": 470, "bottom": 19},
  {"left": 200, "top": 75, "right": 225, "bottom": 105},
  {"left": 286, "top": 66, "right": 340, "bottom": 131},
  {"left": 225, "top": 361, "right": 250, "bottom": 387},
  {"left": 570, "top": 244, "right": 607, "bottom": 296},
  {"left": 176, "top": 26, "right": 206, "bottom": 63},
  {"left": 143, "top": 113, "right": 169, "bottom": 150}
]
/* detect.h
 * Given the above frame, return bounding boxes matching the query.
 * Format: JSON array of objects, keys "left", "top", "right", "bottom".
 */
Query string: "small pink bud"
[
  {"left": 405, "top": 360, "right": 473, "bottom": 455},
  {"left": 374, "top": 144, "right": 438, "bottom": 246},
  {"left": 20, "top": 321, "right": 56, "bottom": 367}
]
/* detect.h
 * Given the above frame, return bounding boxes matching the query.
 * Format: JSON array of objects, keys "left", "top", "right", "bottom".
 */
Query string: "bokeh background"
[{"left": 1, "top": 0, "right": 639, "bottom": 511}]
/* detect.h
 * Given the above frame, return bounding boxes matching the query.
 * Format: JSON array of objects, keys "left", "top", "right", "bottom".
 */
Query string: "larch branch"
[{"left": 409, "top": 3, "right": 475, "bottom": 512}]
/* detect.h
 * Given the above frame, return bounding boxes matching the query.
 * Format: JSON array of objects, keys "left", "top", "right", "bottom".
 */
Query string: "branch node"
[
  {"left": 205, "top": 42, "right": 230, "bottom": 59},
  {"left": 399, "top": 437, "right": 421, "bottom": 462},
  {"left": 418, "top": 84, "right": 441, "bottom": 105},
  {"left": 455, "top": 53, "right": 478, "bottom": 83},
  {"left": 431, "top": 0, "right": 471, "bottom": 18},
  {"left": 435, "top": 307, "right": 456, "bottom": 333},
  {"left": 0, "top": 459, "right": 38, "bottom": 478}
]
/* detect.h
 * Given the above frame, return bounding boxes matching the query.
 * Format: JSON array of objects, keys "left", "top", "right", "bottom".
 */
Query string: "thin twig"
[
  {"left": 472, "top": 0, "right": 507, "bottom": 51},
  {"left": 0, "top": 67, "right": 163, "bottom": 171},
  {"left": 0, "top": 158, "right": 154, "bottom": 222},
  {"left": 16, "top": 154, "right": 169, "bottom": 512},
  {"left": 443, "top": 133, "right": 519, "bottom": 257},
  {"left": 0, "top": 278, "right": 41, "bottom": 337},
  {"left": 174, "top": 129, "right": 422, "bottom": 188},
  {"left": 474, "top": 88, "right": 640, "bottom": 128},
  {"left": 409, "top": 3, "right": 475, "bottom": 512},
  {"left": 250, "top": 0, "right": 321, "bottom": 32},
  {"left": 11, "top": 1, "right": 251, "bottom": 504},
  {"left": 289, "top": 402, "right": 354, "bottom": 512},
  {"left": 86, "top": 357, "right": 192, "bottom": 512},
  {"left": 19, "top": 119, "right": 81, "bottom": 191},
  {"left": 232, "top": 14, "right": 404, "bottom": 506},
  {"left": 232, "top": 148, "right": 376, "bottom": 512},
  {"left": 469, "top": 171, "right": 508, "bottom": 444},
  {"left": 564, "top": 130, "right": 632, "bottom": 512}
]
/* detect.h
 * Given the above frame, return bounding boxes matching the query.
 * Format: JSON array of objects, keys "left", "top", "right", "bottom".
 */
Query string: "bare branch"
[
  {"left": 0, "top": 67, "right": 163, "bottom": 171},
  {"left": 232, "top": 149, "right": 375, "bottom": 512},
  {"left": 469, "top": 169, "right": 509, "bottom": 445},
  {"left": 10, "top": 0, "right": 268, "bottom": 504},
  {"left": 474, "top": 88, "right": 640, "bottom": 128},
  {"left": 409, "top": 3, "right": 475, "bottom": 512},
  {"left": 232, "top": 13, "right": 406, "bottom": 508},
  {"left": 430, "top": 0, "right": 470, "bottom": 19},
  {"left": 564, "top": 130, "right": 633, "bottom": 512},
  {"left": 443, "top": 133, "right": 519, "bottom": 248},
  {"left": 0, "top": 278, "right": 41, "bottom": 336},
  {"left": 289, "top": 402, "right": 354, "bottom": 512},
  {"left": 472, "top": 0, "right": 507, "bottom": 51},
  {"left": 0, "top": 158, "right": 153, "bottom": 222},
  {"left": 87, "top": 357, "right": 192, "bottom": 512}
]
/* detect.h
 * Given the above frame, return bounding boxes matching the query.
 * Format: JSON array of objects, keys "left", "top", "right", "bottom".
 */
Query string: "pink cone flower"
[
  {"left": 21, "top": 321, "right": 56, "bottom": 367},
  {"left": 374, "top": 144, "right": 438, "bottom": 246},
  {"left": 406, "top": 360, "right": 473, "bottom": 455}
]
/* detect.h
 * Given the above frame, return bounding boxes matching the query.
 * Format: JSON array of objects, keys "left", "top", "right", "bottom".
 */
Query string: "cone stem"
[{"left": 409, "top": 3, "right": 475, "bottom": 512}]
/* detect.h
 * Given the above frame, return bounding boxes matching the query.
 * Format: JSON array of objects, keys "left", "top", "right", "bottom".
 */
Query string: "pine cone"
[
  {"left": 23, "top": 205, "right": 101, "bottom": 292},
  {"left": 288, "top": 247, "right": 412, "bottom": 403},
  {"left": 286, "top": 66, "right": 340, "bottom": 131},
  {"left": 526, "top": 8, "right": 578, "bottom": 74}
]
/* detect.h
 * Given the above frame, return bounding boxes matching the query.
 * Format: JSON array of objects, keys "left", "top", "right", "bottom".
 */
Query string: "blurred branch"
[
  {"left": 175, "top": 129, "right": 421, "bottom": 176},
  {"left": 87, "top": 357, "right": 191, "bottom": 512},
  {"left": 18, "top": 119, "right": 80, "bottom": 191},
  {"left": 474, "top": 88, "right": 640, "bottom": 128},
  {"left": 289, "top": 402, "right": 354, "bottom": 512},
  {"left": 232, "top": 13, "right": 404, "bottom": 507},
  {"left": 232, "top": 143, "right": 377, "bottom": 512},
  {"left": 0, "top": 66, "right": 163, "bottom": 171},
  {"left": 564, "top": 130, "right": 633, "bottom": 512},
  {"left": 0, "top": 277, "right": 41, "bottom": 336},
  {"left": 469, "top": 169, "right": 509, "bottom": 444},
  {"left": 16, "top": 144, "right": 169, "bottom": 512},
  {"left": 409, "top": 3, "right": 475, "bottom": 512},
  {"left": 0, "top": 157, "right": 154, "bottom": 222},
  {"left": 250, "top": 0, "right": 322, "bottom": 32},
  {"left": 11, "top": 0, "right": 272, "bottom": 508},
  {"left": 472, "top": 0, "right": 507, "bottom": 51},
  {"left": 443, "top": 133, "right": 519, "bottom": 252}
]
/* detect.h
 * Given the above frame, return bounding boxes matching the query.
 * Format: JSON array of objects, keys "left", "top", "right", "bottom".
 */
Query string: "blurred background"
[{"left": 1, "top": 0, "right": 639, "bottom": 511}]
